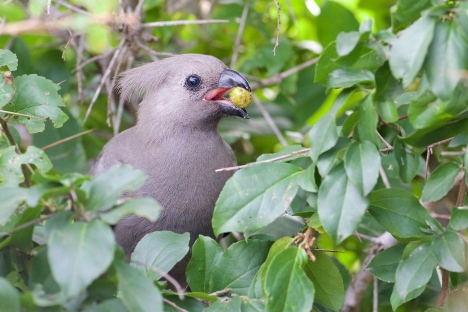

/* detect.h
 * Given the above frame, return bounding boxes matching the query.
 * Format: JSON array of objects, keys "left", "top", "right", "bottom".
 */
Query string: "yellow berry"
[{"left": 229, "top": 87, "right": 252, "bottom": 109}]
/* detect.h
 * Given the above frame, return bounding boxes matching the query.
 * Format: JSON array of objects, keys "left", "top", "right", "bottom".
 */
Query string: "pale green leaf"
[
  {"left": 421, "top": 162, "right": 460, "bottom": 202},
  {"left": 99, "top": 197, "right": 161, "bottom": 225},
  {"left": 0, "top": 49, "right": 18, "bottom": 71},
  {"left": 0, "top": 277, "right": 20, "bottom": 312},
  {"left": 432, "top": 230, "right": 466, "bottom": 272},
  {"left": 309, "top": 114, "right": 338, "bottom": 163}
]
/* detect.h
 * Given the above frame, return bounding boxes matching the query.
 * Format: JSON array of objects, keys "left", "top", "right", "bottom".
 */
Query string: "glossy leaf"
[
  {"left": 264, "top": 247, "right": 314, "bottom": 312},
  {"left": 421, "top": 162, "right": 460, "bottom": 202},
  {"left": 212, "top": 162, "right": 301, "bottom": 236},
  {"left": 389, "top": 15, "right": 436, "bottom": 87},
  {"left": 355, "top": 95, "right": 380, "bottom": 146},
  {"left": 115, "top": 262, "right": 163, "bottom": 312},
  {"left": 131, "top": 231, "right": 190, "bottom": 280},
  {"left": 369, "top": 189, "right": 431, "bottom": 239},
  {"left": 367, "top": 244, "right": 405, "bottom": 283},
  {"left": 187, "top": 236, "right": 223, "bottom": 292},
  {"left": 318, "top": 163, "right": 369, "bottom": 243},
  {"left": 209, "top": 240, "right": 271, "bottom": 295},
  {"left": 336, "top": 31, "right": 361, "bottom": 56},
  {"left": 344, "top": 141, "right": 381, "bottom": 196},
  {"left": 394, "top": 140, "right": 420, "bottom": 183},
  {"left": 432, "top": 230, "right": 466, "bottom": 272},
  {"left": 450, "top": 208, "right": 468, "bottom": 231},
  {"left": 309, "top": 114, "right": 338, "bottom": 163},
  {"left": 296, "top": 164, "right": 317, "bottom": 193},
  {"left": 48, "top": 220, "right": 115, "bottom": 297},
  {"left": 304, "top": 252, "right": 344, "bottom": 311}
]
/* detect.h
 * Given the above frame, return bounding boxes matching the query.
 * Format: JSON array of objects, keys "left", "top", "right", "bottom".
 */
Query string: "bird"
[{"left": 90, "top": 54, "right": 250, "bottom": 283}]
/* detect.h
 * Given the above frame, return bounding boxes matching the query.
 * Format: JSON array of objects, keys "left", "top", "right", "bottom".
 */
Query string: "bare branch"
[
  {"left": 272, "top": 0, "right": 281, "bottom": 55},
  {"left": 42, "top": 129, "right": 95, "bottom": 151},
  {"left": 253, "top": 95, "right": 288, "bottom": 147},
  {"left": 141, "top": 19, "right": 229, "bottom": 28},
  {"left": 230, "top": 2, "right": 249, "bottom": 69}
]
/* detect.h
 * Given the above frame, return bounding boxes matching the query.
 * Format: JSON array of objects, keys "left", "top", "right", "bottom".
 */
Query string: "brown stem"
[{"left": 436, "top": 269, "right": 450, "bottom": 307}]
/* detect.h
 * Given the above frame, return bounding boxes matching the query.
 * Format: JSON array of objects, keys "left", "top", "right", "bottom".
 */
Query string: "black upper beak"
[
  {"left": 218, "top": 69, "right": 251, "bottom": 92},
  {"left": 216, "top": 69, "right": 250, "bottom": 119}
]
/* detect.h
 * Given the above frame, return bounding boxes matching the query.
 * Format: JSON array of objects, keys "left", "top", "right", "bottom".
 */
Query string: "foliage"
[{"left": 1, "top": 0, "right": 468, "bottom": 311}]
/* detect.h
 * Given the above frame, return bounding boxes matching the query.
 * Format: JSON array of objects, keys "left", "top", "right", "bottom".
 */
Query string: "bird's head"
[{"left": 117, "top": 54, "right": 251, "bottom": 130}]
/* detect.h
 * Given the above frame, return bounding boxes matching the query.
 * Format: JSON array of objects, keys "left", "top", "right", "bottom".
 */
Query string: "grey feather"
[{"left": 90, "top": 54, "right": 249, "bottom": 286}]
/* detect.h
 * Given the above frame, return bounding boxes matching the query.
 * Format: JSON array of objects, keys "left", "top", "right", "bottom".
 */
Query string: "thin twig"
[
  {"left": 373, "top": 277, "right": 378, "bottom": 312},
  {"left": 113, "top": 54, "right": 134, "bottom": 134},
  {"left": 163, "top": 298, "right": 189, "bottom": 312},
  {"left": 379, "top": 166, "right": 391, "bottom": 189},
  {"left": 0, "top": 110, "right": 41, "bottom": 119},
  {"left": 230, "top": 2, "right": 249, "bottom": 69},
  {"left": 249, "top": 58, "right": 319, "bottom": 90},
  {"left": 84, "top": 38, "right": 126, "bottom": 122},
  {"left": 54, "top": 0, "right": 90, "bottom": 15},
  {"left": 0, "top": 215, "right": 51, "bottom": 237},
  {"left": 376, "top": 131, "right": 392, "bottom": 150},
  {"left": 216, "top": 147, "right": 309, "bottom": 172},
  {"left": 253, "top": 94, "right": 288, "bottom": 147},
  {"left": 41, "top": 129, "right": 94, "bottom": 151},
  {"left": 210, "top": 288, "right": 232, "bottom": 297},
  {"left": 355, "top": 232, "right": 378, "bottom": 243},
  {"left": 272, "top": 0, "right": 281, "bottom": 55},
  {"left": 142, "top": 19, "right": 229, "bottom": 28}
]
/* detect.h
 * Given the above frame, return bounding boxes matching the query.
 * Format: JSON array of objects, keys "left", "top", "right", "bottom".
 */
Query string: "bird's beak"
[{"left": 203, "top": 69, "right": 251, "bottom": 119}]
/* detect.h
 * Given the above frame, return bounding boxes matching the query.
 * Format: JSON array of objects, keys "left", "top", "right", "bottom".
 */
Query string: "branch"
[
  {"left": 342, "top": 232, "right": 398, "bottom": 312},
  {"left": 253, "top": 95, "right": 288, "bottom": 147},
  {"left": 272, "top": 0, "right": 281, "bottom": 55},
  {"left": 230, "top": 2, "right": 249, "bottom": 69},
  {"left": 41, "top": 129, "right": 94, "bottom": 151},
  {"left": 141, "top": 19, "right": 228, "bottom": 28},
  {"left": 215, "top": 147, "right": 309, "bottom": 172}
]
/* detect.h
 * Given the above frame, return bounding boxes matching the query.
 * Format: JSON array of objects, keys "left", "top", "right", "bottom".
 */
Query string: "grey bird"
[{"left": 90, "top": 54, "right": 250, "bottom": 282}]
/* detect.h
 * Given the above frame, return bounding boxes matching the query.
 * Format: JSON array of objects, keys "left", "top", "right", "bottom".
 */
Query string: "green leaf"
[
  {"left": 327, "top": 69, "right": 374, "bottom": 88},
  {"left": 203, "top": 295, "right": 264, "bottom": 312},
  {"left": 404, "top": 118, "right": 468, "bottom": 147},
  {"left": 421, "top": 162, "right": 460, "bottom": 202},
  {"left": 316, "top": 1, "right": 359, "bottom": 47},
  {"left": 0, "top": 277, "right": 20, "bottom": 312},
  {"left": 212, "top": 163, "right": 301, "bottom": 236},
  {"left": 115, "top": 262, "right": 163, "bottom": 312},
  {"left": 392, "top": 0, "right": 431, "bottom": 30},
  {"left": 369, "top": 189, "right": 431, "bottom": 240},
  {"left": 83, "top": 298, "right": 128, "bottom": 312},
  {"left": 394, "top": 140, "right": 420, "bottom": 183},
  {"left": 367, "top": 244, "right": 405, "bottom": 283},
  {"left": 344, "top": 141, "right": 381, "bottom": 196},
  {"left": 304, "top": 252, "right": 344, "bottom": 311},
  {"left": 0, "top": 146, "right": 52, "bottom": 186},
  {"left": 186, "top": 236, "right": 223, "bottom": 292},
  {"left": 450, "top": 207, "right": 468, "bottom": 231},
  {"left": 7, "top": 74, "right": 68, "bottom": 133},
  {"left": 99, "top": 198, "right": 162, "bottom": 225},
  {"left": 393, "top": 243, "right": 436, "bottom": 308},
  {"left": 432, "top": 230, "right": 466, "bottom": 272},
  {"left": 82, "top": 165, "right": 147, "bottom": 212},
  {"left": 209, "top": 240, "right": 271, "bottom": 295},
  {"left": 264, "top": 247, "right": 314, "bottom": 312},
  {"left": 317, "top": 163, "right": 369, "bottom": 243},
  {"left": 131, "top": 231, "right": 190, "bottom": 280},
  {"left": 244, "top": 214, "right": 305, "bottom": 240},
  {"left": 336, "top": 31, "right": 361, "bottom": 56},
  {"left": 355, "top": 95, "right": 380, "bottom": 146},
  {"left": 256, "top": 145, "right": 306, "bottom": 162},
  {"left": 389, "top": 15, "right": 436, "bottom": 87},
  {"left": 0, "top": 74, "right": 14, "bottom": 108},
  {"left": 317, "top": 137, "right": 350, "bottom": 177},
  {"left": 309, "top": 114, "right": 338, "bottom": 163},
  {"left": 0, "top": 187, "right": 28, "bottom": 225},
  {"left": 296, "top": 164, "right": 317, "bottom": 193},
  {"left": 0, "top": 49, "right": 18, "bottom": 71},
  {"left": 425, "top": 20, "right": 468, "bottom": 100},
  {"left": 48, "top": 220, "right": 115, "bottom": 297}
]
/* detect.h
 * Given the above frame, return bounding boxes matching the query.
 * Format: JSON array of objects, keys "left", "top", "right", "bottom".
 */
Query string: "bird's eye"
[{"left": 186, "top": 75, "right": 201, "bottom": 89}]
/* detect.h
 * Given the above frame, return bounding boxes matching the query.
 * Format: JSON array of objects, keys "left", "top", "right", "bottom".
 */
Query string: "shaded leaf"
[
  {"left": 203, "top": 295, "right": 264, "bottom": 312},
  {"left": 187, "top": 236, "right": 223, "bottom": 292},
  {"left": 0, "top": 49, "right": 18, "bottom": 71},
  {"left": 344, "top": 141, "right": 381, "bottom": 196},
  {"left": 336, "top": 31, "right": 361, "bottom": 56},
  {"left": 421, "top": 162, "right": 460, "bottom": 202},
  {"left": 0, "top": 277, "right": 20, "bottom": 312},
  {"left": 369, "top": 189, "right": 432, "bottom": 239},
  {"left": 296, "top": 164, "right": 317, "bottom": 193},
  {"left": 355, "top": 95, "right": 380, "bottom": 146},
  {"left": 368, "top": 244, "right": 405, "bottom": 283},
  {"left": 403, "top": 118, "right": 468, "bottom": 147},
  {"left": 48, "top": 220, "right": 115, "bottom": 297},
  {"left": 131, "top": 231, "right": 190, "bottom": 280},
  {"left": 99, "top": 198, "right": 162, "bottom": 225},
  {"left": 212, "top": 163, "right": 301, "bottom": 236},
  {"left": 209, "top": 240, "right": 271, "bottom": 295},
  {"left": 450, "top": 207, "right": 468, "bottom": 231},
  {"left": 309, "top": 114, "right": 338, "bottom": 163},
  {"left": 318, "top": 163, "right": 369, "bottom": 243},
  {"left": 7, "top": 74, "right": 68, "bottom": 133},
  {"left": 0, "top": 187, "right": 27, "bottom": 225},
  {"left": 304, "top": 252, "right": 344, "bottom": 311},
  {"left": 115, "top": 262, "right": 163, "bottom": 312},
  {"left": 327, "top": 69, "right": 374, "bottom": 88},
  {"left": 394, "top": 140, "right": 420, "bottom": 183},
  {"left": 432, "top": 230, "right": 465, "bottom": 272},
  {"left": 264, "top": 247, "right": 314, "bottom": 312}
]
